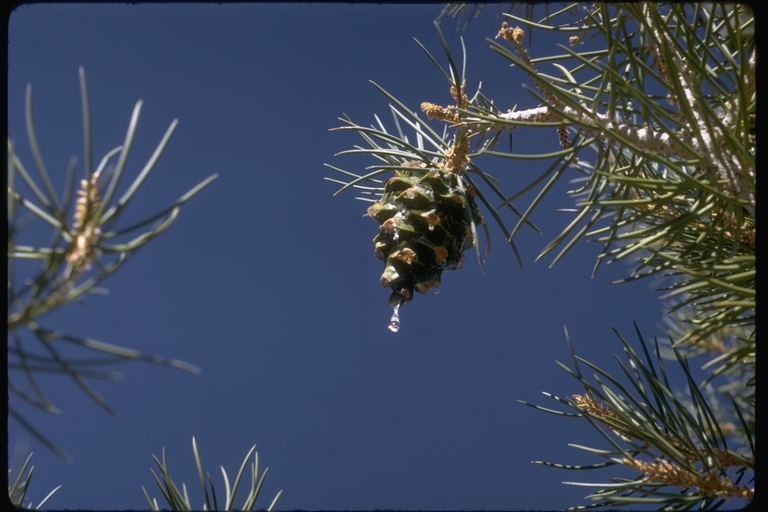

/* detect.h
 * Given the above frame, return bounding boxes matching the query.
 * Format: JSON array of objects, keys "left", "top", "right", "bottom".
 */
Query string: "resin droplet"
[{"left": 388, "top": 303, "right": 401, "bottom": 332}]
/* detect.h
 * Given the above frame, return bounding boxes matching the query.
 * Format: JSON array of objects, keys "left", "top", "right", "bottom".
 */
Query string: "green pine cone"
[{"left": 367, "top": 168, "right": 484, "bottom": 308}]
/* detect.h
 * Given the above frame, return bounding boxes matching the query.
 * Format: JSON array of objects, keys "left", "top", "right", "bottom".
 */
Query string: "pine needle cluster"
[{"left": 7, "top": 67, "right": 217, "bottom": 462}]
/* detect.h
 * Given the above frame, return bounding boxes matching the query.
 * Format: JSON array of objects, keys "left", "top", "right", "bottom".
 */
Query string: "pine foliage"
[
  {"left": 329, "top": 3, "right": 754, "bottom": 509},
  {"left": 7, "top": 68, "right": 217, "bottom": 462}
]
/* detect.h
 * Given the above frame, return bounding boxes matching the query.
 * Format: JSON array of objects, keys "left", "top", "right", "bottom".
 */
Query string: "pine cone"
[{"left": 367, "top": 167, "right": 484, "bottom": 310}]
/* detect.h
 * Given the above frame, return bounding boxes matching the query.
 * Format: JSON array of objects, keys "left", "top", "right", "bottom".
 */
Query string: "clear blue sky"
[{"left": 8, "top": 4, "right": 674, "bottom": 510}]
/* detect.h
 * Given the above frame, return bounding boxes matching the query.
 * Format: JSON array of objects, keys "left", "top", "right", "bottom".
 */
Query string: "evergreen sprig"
[
  {"left": 479, "top": 4, "right": 754, "bottom": 355},
  {"left": 519, "top": 325, "right": 754, "bottom": 509},
  {"left": 7, "top": 453, "right": 61, "bottom": 509},
  {"left": 141, "top": 437, "right": 283, "bottom": 511},
  {"left": 7, "top": 67, "right": 218, "bottom": 461}
]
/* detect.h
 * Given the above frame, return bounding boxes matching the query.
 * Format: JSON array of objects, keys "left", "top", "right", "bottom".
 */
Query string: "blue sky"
[{"left": 7, "top": 4, "right": 677, "bottom": 510}]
